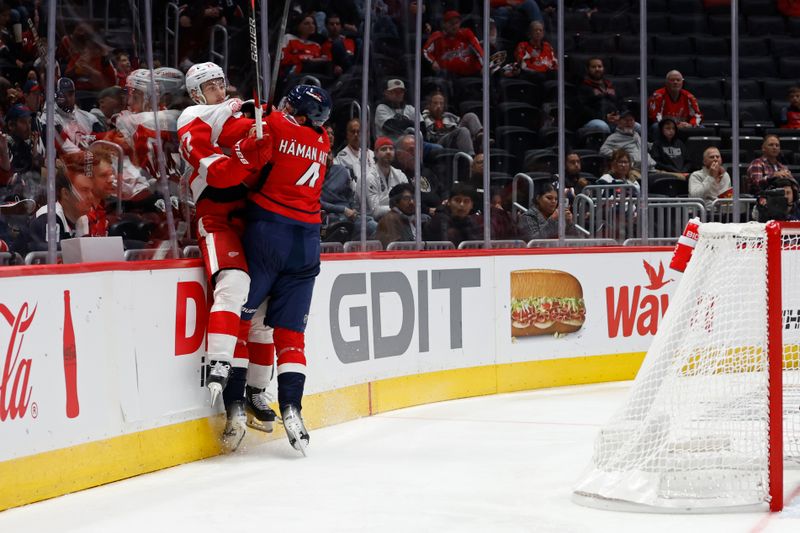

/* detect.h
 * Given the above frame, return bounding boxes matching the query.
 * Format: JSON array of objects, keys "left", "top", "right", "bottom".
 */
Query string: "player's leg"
[
  {"left": 198, "top": 220, "right": 250, "bottom": 402},
  {"left": 244, "top": 299, "right": 277, "bottom": 431},
  {"left": 266, "top": 263, "right": 319, "bottom": 455}
]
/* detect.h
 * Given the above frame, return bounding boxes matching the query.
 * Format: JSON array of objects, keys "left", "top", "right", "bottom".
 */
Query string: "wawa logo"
[
  {"left": 605, "top": 260, "right": 674, "bottom": 338},
  {"left": 0, "top": 302, "right": 35, "bottom": 421}
]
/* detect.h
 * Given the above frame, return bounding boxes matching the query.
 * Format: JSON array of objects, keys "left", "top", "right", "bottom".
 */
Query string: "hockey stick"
[
  {"left": 268, "top": 0, "right": 292, "bottom": 107},
  {"left": 249, "top": 0, "right": 263, "bottom": 139}
]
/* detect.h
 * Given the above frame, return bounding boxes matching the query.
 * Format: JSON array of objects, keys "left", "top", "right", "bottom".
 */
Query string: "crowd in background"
[{"left": 2, "top": 0, "right": 800, "bottom": 263}]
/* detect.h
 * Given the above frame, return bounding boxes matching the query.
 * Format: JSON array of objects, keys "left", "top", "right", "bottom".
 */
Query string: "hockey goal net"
[{"left": 574, "top": 222, "right": 800, "bottom": 512}]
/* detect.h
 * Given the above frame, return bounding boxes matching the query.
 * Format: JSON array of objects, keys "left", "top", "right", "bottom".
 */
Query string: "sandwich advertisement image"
[{"left": 510, "top": 269, "right": 586, "bottom": 339}]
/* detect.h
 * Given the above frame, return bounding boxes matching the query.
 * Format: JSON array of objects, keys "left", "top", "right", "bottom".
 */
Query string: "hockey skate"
[
  {"left": 206, "top": 360, "right": 231, "bottom": 405},
  {"left": 245, "top": 385, "right": 277, "bottom": 433},
  {"left": 280, "top": 405, "right": 309, "bottom": 457},
  {"left": 221, "top": 400, "right": 247, "bottom": 452}
]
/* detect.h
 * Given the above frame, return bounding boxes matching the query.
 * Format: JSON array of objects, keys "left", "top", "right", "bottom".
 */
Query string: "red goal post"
[{"left": 574, "top": 221, "right": 800, "bottom": 513}]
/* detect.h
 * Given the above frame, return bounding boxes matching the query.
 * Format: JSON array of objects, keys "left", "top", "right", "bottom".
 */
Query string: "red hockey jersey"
[
  {"left": 115, "top": 109, "right": 182, "bottom": 180},
  {"left": 177, "top": 99, "right": 266, "bottom": 220},
  {"left": 250, "top": 111, "right": 330, "bottom": 224},
  {"left": 423, "top": 29, "right": 484, "bottom": 76}
]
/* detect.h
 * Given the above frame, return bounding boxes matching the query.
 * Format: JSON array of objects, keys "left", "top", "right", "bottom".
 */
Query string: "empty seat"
[
  {"left": 498, "top": 78, "right": 540, "bottom": 105},
  {"left": 618, "top": 34, "right": 644, "bottom": 54},
  {"left": 739, "top": 57, "right": 778, "bottom": 79},
  {"left": 653, "top": 35, "right": 693, "bottom": 54},
  {"left": 669, "top": 0, "right": 704, "bottom": 14},
  {"left": 708, "top": 14, "right": 745, "bottom": 36},
  {"left": 580, "top": 153, "right": 608, "bottom": 178},
  {"left": 747, "top": 16, "right": 786, "bottom": 35},
  {"left": 459, "top": 100, "right": 483, "bottom": 117},
  {"left": 591, "top": 12, "right": 632, "bottom": 33},
  {"left": 763, "top": 79, "right": 798, "bottom": 100},
  {"left": 524, "top": 151, "right": 558, "bottom": 173},
  {"left": 686, "top": 136, "right": 723, "bottom": 169},
  {"left": 488, "top": 148, "right": 520, "bottom": 175},
  {"left": 652, "top": 55, "right": 695, "bottom": 78},
  {"left": 607, "top": 77, "right": 639, "bottom": 99},
  {"left": 698, "top": 98, "right": 728, "bottom": 123},
  {"left": 685, "top": 78, "right": 723, "bottom": 99},
  {"left": 611, "top": 54, "right": 641, "bottom": 76},
  {"left": 728, "top": 100, "right": 773, "bottom": 123},
  {"left": 564, "top": 11, "right": 592, "bottom": 32},
  {"left": 737, "top": 37, "right": 769, "bottom": 57},
  {"left": 650, "top": 176, "right": 689, "bottom": 197},
  {"left": 579, "top": 129, "right": 609, "bottom": 151},
  {"left": 741, "top": 0, "right": 776, "bottom": 15},
  {"left": 723, "top": 79, "right": 762, "bottom": 100},
  {"left": 695, "top": 56, "right": 731, "bottom": 78},
  {"left": 769, "top": 36, "right": 800, "bottom": 57},
  {"left": 575, "top": 33, "right": 617, "bottom": 53},
  {"left": 630, "top": 14, "right": 669, "bottom": 34},
  {"left": 497, "top": 103, "right": 544, "bottom": 130},
  {"left": 693, "top": 35, "right": 729, "bottom": 55},
  {"left": 788, "top": 17, "right": 800, "bottom": 37},
  {"left": 669, "top": 14, "right": 709, "bottom": 34},
  {"left": 779, "top": 57, "right": 800, "bottom": 79}
]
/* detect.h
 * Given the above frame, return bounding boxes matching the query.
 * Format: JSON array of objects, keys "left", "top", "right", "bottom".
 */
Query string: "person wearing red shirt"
[
  {"left": 514, "top": 20, "right": 557, "bottom": 83},
  {"left": 280, "top": 14, "right": 327, "bottom": 77},
  {"left": 647, "top": 70, "right": 703, "bottom": 131},
  {"left": 780, "top": 86, "right": 800, "bottom": 130},
  {"left": 423, "top": 11, "right": 484, "bottom": 77},
  {"left": 241, "top": 85, "right": 332, "bottom": 456}
]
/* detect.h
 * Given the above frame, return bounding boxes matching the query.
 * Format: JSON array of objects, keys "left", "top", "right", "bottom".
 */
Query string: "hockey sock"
[
  {"left": 223, "top": 367, "right": 248, "bottom": 411},
  {"left": 278, "top": 372, "right": 306, "bottom": 411},
  {"left": 274, "top": 327, "right": 307, "bottom": 410}
]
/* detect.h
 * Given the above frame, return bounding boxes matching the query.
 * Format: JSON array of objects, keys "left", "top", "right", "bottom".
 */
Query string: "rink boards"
[{"left": 0, "top": 247, "right": 676, "bottom": 511}]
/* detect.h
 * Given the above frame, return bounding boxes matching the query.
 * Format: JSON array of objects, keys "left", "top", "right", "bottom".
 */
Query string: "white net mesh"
[{"left": 574, "top": 222, "right": 800, "bottom": 511}]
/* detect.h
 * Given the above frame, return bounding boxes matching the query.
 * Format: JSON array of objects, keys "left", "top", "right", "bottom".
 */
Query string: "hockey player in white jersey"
[
  {"left": 177, "top": 62, "right": 275, "bottom": 450},
  {"left": 41, "top": 77, "right": 105, "bottom": 156}
]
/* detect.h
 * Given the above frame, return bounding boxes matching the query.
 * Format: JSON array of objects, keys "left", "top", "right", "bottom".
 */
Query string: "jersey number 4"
[{"left": 295, "top": 162, "right": 321, "bottom": 187}]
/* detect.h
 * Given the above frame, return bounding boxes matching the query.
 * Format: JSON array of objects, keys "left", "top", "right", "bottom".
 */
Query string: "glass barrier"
[{"left": 0, "top": 1, "right": 790, "bottom": 263}]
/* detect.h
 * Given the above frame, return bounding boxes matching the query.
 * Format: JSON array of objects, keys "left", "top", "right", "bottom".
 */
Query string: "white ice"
[{"left": 2, "top": 382, "right": 799, "bottom": 533}]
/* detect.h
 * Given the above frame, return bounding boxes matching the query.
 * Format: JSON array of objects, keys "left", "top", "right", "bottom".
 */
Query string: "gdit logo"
[{"left": 605, "top": 260, "right": 673, "bottom": 338}]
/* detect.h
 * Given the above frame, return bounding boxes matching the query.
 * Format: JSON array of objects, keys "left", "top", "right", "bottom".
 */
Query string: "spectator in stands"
[
  {"left": 177, "top": 1, "right": 229, "bottom": 67},
  {"left": 599, "top": 149, "right": 640, "bottom": 191},
  {"left": 21, "top": 80, "right": 42, "bottom": 117},
  {"left": 366, "top": 136, "right": 409, "bottom": 220},
  {"left": 376, "top": 183, "right": 418, "bottom": 249},
  {"left": 42, "top": 77, "right": 105, "bottom": 156},
  {"left": 112, "top": 50, "right": 131, "bottom": 88},
  {"left": 467, "top": 152, "right": 485, "bottom": 190},
  {"left": 423, "top": 182, "right": 481, "bottom": 247},
  {"left": 59, "top": 23, "right": 116, "bottom": 92},
  {"left": 5, "top": 103, "right": 42, "bottom": 175},
  {"left": 334, "top": 118, "right": 376, "bottom": 185},
  {"left": 321, "top": 13, "right": 356, "bottom": 77},
  {"left": 514, "top": 21, "right": 557, "bottom": 84},
  {"left": 422, "top": 90, "right": 483, "bottom": 156},
  {"left": 779, "top": 86, "right": 800, "bottom": 130},
  {"left": 0, "top": 131, "right": 10, "bottom": 187},
  {"left": 689, "top": 147, "right": 731, "bottom": 209},
  {"left": 90, "top": 86, "right": 125, "bottom": 130},
  {"left": 322, "top": 126, "right": 376, "bottom": 239},
  {"left": 746, "top": 135, "right": 795, "bottom": 195},
  {"left": 778, "top": 0, "right": 800, "bottom": 17},
  {"left": 491, "top": 0, "right": 544, "bottom": 37},
  {"left": 29, "top": 168, "right": 93, "bottom": 250},
  {"left": 577, "top": 57, "right": 620, "bottom": 134},
  {"left": 517, "top": 181, "right": 579, "bottom": 241},
  {"left": 422, "top": 11, "right": 483, "bottom": 77},
  {"left": 650, "top": 118, "right": 690, "bottom": 176},
  {"left": 564, "top": 152, "right": 589, "bottom": 198},
  {"left": 488, "top": 187, "right": 519, "bottom": 240},
  {"left": 280, "top": 13, "right": 327, "bottom": 78},
  {"left": 599, "top": 109, "right": 654, "bottom": 173},
  {"left": 375, "top": 79, "right": 416, "bottom": 142},
  {"left": 647, "top": 70, "right": 703, "bottom": 134},
  {"left": 394, "top": 134, "right": 444, "bottom": 212}
]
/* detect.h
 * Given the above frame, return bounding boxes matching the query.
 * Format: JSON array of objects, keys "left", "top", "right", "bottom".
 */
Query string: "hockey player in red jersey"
[
  {"left": 177, "top": 62, "right": 272, "bottom": 450},
  {"left": 241, "top": 84, "right": 332, "bottom": 455}
]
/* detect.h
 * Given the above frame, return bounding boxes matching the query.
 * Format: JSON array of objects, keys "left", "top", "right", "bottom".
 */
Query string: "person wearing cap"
[
  {"left": 375, "top": 78, "right": 416, "bottom": 142},
  {"left": 5, "top": 103, "right": 43, "bottom": 175},
  {"left": 366, "top": 136, "right": 409, "bottom": 220},
  {"left": 22, "top": 80, "right": 43, "bottom": 116},
  {"left": 423, "top": 11, "right": 484, "bottom": 77},
  {"left": 599, "top": 108, "right": 655, "bottom": 173}
]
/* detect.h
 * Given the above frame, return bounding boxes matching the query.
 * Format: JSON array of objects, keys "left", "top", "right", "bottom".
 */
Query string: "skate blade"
[
  {"left": 208, "top": 382, "right": 222, "bottom": 405},
  {"left": 292, "top": 438, "right": 308, "bottom": 457},
  {"left": 221, "top": 425, "right": 246, "bottom": 452},
  {"left": 246, "top": 414, "right": 274, "bottom": 433}
]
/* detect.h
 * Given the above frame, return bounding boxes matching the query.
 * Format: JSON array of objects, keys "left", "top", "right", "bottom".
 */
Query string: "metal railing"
[
  {"left": 343, "top": 240, "right": 383, "bottom": 253},
  {"left": 209, "top": 24, "right": 229, "bottom": 73},
  {"left": 527, "top": 238, "right": 616, "bottom": 248},
  {"left": 511, "top": 173, "right": 534, "bottom": 217},
  {"left": 709, "top": 197, "right": 757, "bottom": 223},
  {"left": 574, "top": 184, "right": 639, "bottom": 241},
  {"left": 321, "top": 242, "right": 345, "bottom": 254},
  {"left": 458, "top": 240, "right": 527, "bottom": 250},
  {"left": 452, "top": 152, "right": 472, "bottom": 184},
  {"left": 164, "top": 2, "right": 180, "bottom": 68},
  {"left": 25, "top": 251, "right": 61, "bottom": 265}
]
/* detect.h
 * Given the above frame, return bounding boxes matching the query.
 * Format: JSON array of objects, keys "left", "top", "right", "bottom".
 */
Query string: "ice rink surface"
[{"left": 2, "top": 382, "right": 800, "bottom": 533}]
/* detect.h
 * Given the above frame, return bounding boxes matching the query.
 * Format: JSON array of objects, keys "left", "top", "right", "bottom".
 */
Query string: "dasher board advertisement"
[{"left": 494, "top": 250, "right": 680, "bottom": 363}]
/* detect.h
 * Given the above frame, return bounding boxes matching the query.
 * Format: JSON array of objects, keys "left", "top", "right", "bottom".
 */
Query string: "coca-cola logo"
[
  {"left": 605, "top": 260, "right": 672, "bottom": 339},
  {"left": 0, "top": 302, "right": 35, "bottom": 421}
]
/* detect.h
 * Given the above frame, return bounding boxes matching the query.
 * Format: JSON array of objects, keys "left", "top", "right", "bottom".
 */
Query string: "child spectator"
[{"left": 650, "top": 118, "right": 690, "bottom": 175}]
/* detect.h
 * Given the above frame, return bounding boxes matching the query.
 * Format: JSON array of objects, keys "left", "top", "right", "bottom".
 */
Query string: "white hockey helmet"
[
  {"left": 126, "top": 68, "right": 156, "bottom": 97},
  {"left": 154, "top": 67, "right": 185, "bottom": 98},
  {"left": 185, "top": 62, "right": 226, "bottom": 104}
]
